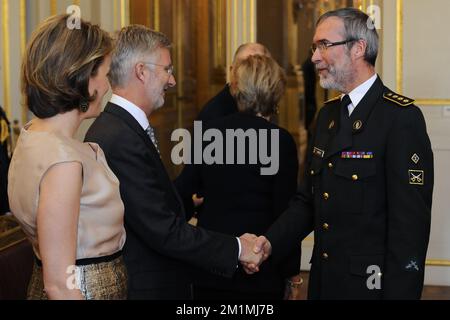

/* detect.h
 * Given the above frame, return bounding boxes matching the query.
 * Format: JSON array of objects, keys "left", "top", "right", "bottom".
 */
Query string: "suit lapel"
[
  {"left": 322, "top": 98, "right": 353, "bottom": 160},
  {"left": 104, "top": 103, "right": 160, "bottom": 158},
  {"left": 104, "top": 102, "right": 186, "bottom": 216},
  {"left": 349, "top": 76, "right": 384, "bottom": 135}
]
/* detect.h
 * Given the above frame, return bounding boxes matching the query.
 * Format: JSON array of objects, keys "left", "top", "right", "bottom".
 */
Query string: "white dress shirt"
[
  {"left": 110, "top": 94, "right": 150, "bottom": 130},
  {"left": 343, "top": 73, "right": 378, "bottom": 116}
]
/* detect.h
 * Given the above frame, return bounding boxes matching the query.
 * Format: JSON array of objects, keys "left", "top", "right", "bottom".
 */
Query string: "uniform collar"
[{"left": 346, "top": 73, "right": 378, "bottom": 115}]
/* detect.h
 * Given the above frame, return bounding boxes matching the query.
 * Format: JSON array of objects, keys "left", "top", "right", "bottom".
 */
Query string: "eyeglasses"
[
  {"left": 142, "top": 62, "right": 175, "bottom": 76},
  {"left": 311, "top": 39, "right": 358, "bottom": 54}
]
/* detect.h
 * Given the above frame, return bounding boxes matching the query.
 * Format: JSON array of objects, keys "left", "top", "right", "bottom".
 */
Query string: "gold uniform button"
[
  {"left": 352, "top": 174, "right": 359, "bottom": 181},
  {"left": 323, "top": 223, "right": 329, "bottom": 230},
  {"left": 323, "top": 193, "right": 329, "bottom": 200},
  {"left": 322, "top": 253, "right": 329, "bottom": 259},
  {"left": 328, "top": 162, "right": 333, "bottom": 168}
]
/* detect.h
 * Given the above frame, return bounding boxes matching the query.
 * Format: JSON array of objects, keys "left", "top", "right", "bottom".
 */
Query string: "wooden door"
[{"left": 129, "top": 0, "right": 227, "bottom": 178}]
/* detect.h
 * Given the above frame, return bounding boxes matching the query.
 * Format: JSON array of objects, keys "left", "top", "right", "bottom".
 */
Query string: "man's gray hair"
[
  {"left": 109, "top": 25, "right": 171, "bottom": 88},
  {"left": 317, "top": 7, "right": 379, "bottom": 66}
]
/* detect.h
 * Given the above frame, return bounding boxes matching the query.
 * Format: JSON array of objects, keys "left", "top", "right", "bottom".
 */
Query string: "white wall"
[{"left": 382, "top": 0, "right": 450, "bottom": 286}]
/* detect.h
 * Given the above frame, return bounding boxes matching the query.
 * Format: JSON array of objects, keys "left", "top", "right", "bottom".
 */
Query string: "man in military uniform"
[
  {"left": 250, "top": 8, "right": 434, "bottom": 299},
  {"left": 0, "top": 105, "right": 11, "bottom": 215}
]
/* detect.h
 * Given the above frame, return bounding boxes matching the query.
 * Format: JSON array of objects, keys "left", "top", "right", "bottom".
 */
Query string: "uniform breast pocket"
[{"left": 334, "top": 159, "right": 376, "bottom": 214}]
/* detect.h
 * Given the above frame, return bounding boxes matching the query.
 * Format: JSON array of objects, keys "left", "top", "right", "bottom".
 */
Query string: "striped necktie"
[{"left": 145, "top": 125, "right": 160, "bottom": 155}]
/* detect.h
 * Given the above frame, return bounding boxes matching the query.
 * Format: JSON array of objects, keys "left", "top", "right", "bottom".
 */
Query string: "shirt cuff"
[{"left": 236, "top": 237, "right": 241, "bottom": 268}]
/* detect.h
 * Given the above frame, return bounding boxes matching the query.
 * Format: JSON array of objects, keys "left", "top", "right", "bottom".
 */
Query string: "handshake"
[{"left": 238, "top": 234, "right": 272, "bottom": 274}]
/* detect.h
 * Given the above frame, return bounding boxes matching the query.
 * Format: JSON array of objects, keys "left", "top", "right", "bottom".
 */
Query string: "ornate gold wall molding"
[
  {"left": 120, "top": 0, "right": 126, "bottom": 28},
  {"left": 154, "top": 0, "right": 160, "bottom": 31},
  {"left": 50, "top": 0, "right": 57, "bottom": 15},
  {"left": 20, "top": 0, "right": 26, "bottom": 124},
  {"left": 2, "top": 0, "right": 11, "bottom": 118},
  {"left": 426, "top": 260, "right": 450, "bottom": 267},
  {"left": 113, "top": 0, "right": 128, "bottom": 30}
]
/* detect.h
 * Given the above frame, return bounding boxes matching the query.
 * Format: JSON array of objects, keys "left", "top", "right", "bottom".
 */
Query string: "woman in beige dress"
[{"left": 8, "top": 14, "right": 127, "bottom": 300}]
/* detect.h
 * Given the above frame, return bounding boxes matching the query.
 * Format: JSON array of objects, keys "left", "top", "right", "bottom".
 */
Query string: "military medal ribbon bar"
[{"left": 341, "top": 151, "right": 374, "bottom": 159}]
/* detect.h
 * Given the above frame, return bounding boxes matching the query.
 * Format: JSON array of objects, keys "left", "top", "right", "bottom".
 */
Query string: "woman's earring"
[{"left": 80, "top": 99, "right": 89, "bottom": 113}]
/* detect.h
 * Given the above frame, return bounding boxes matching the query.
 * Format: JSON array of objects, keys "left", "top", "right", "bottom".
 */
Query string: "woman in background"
[
  {"left": 8, "top": 14, "right": 126, "bottom": 300},
  {"left": 177, "top": 55, "right": 302, "bottom": 300}
]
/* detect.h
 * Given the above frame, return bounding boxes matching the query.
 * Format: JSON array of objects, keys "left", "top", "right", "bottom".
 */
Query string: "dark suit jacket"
[
  {"left": 85, "top": 102, "right": 240, "bottom": 300},
  {"left": 176, "top": 112, "right": 300, "bottom": 294},
  {"left": 178, "top": 85, "right": 239, "bottom": 218},
  {"left": 197, "top": 85, "right": 238, "bottom": 123},
  {"left": 265, "top": 77, "right": 434, "bottom": 300}
]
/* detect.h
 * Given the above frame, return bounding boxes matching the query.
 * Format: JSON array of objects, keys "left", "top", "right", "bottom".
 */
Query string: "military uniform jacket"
[{"left": 266, "top": 76, "right": 434, "bottom": 299}]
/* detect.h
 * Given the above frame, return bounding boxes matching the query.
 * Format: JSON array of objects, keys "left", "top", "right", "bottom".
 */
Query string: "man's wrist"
[{"left": 236, "top": 237, "right": 242, "bottom": 260}]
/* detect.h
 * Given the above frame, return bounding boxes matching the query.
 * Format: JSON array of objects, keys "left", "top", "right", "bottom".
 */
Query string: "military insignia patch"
[
  {"left": 405, "top": 260, "right": 419, "bottom": 272},
  {"left": 324, "top": 96, "right": 341, "bottom": 104},
  {"left": 409, "top": 170, "right": 424, "bottom": 185},
  {"left": 328, "top": 120, "right": 335, "bottom": 130},
  {"left": 383, "top": 91, "right": 415, "bottom": 107},
  {"left": 353, "top": 120, "right": 363, "bottom": 131},
  {"left": 411, "top": 153, "right": 420, "bottom": 164},
  {"left": 313, "top": 147, "right": 325, "bottom": 158}
]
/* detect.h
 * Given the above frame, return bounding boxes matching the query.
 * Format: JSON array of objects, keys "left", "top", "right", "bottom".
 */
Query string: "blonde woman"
[
  {"left": 8, "top": 15, "right": 126, "bottom": 300},
  {"left": 177, "top": 55, "right": 302, "bottom": 300}
]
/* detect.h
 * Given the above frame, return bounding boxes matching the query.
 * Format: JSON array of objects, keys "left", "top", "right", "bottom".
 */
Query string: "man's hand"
[
  {"left": 253, "top": 235, "right": 272, "bottom": 261},
  {"left": 238, "top": 233, "right": 263, "bottom": 273},
  {"left": 239, "top": 234, "right": 272, "bottom": 275}
]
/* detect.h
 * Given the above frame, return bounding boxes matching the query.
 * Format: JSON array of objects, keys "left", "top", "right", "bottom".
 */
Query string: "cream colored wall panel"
[
  {"left": 381, "top": 0, "right": 396, "bottom": 89},
  {"left": 56, "top": 0, "right": 72, "bottom": 15},
  {"left": 8, "top": 0, "right": 23, "bottom": 124},
  {"left": 37, "top": 0, "right": 50, "bottom": 20},
  {"left": 425, "top": 266, "right": 450, "bottom": 286},
  {"left": 98, "top": 0, "right": 115, "bottom": 32},
  {"left": 403, "top": 0, "right": 450, "bottom": 99},
  {"left": 424, "top": 147, "right": 450, "bottom": 286},
  {"left": 1, "top": 0, "right": 26, "bottom": 123},
  {"left": 78, "top": 0, "right": 92, "bottom": 21}
]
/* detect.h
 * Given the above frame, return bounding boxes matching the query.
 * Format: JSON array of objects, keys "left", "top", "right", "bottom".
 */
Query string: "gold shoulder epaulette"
[
  {"left": 383, "top": 91, "right": 414, "bottom": 107},
  {"left": 324, "top": 95, "right": 341, "bottom": 104}
]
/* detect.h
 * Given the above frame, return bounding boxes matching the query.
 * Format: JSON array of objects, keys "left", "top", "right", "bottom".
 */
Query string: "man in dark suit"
[
  {"left": 251, "top": 8, "right": 434, "bottom": 300},
  {"left": 85, "top": 25, "right": 263, "bottom": 300},
  {"left": 0, "top": 105, "right": 11, "bottom": 215},
  {"left": 197, "top": 43, "right": 271, "bottom": 124}
]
